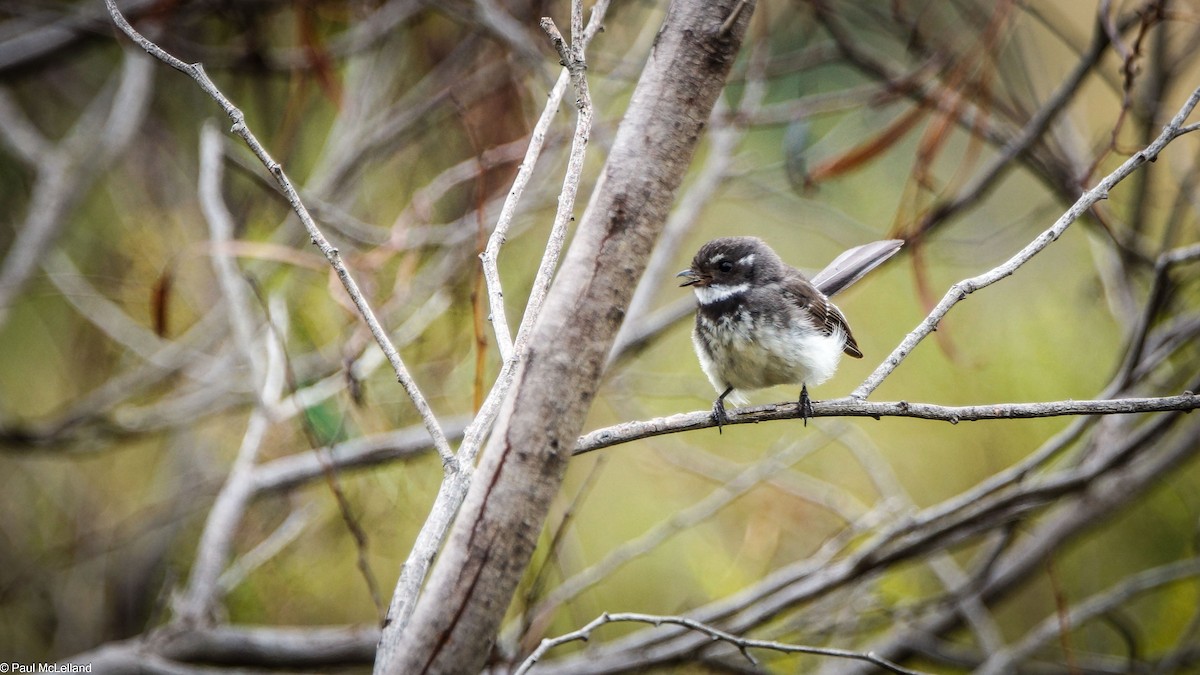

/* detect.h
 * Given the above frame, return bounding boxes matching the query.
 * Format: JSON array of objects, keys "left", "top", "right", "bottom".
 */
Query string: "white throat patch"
[{"left": 694, "top": 282, "right": 749, "bottom": 305}]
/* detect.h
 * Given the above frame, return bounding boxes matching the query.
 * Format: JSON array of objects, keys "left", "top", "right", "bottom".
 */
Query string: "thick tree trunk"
[{"left": 378, "top": 1, "right": 754, "bottom": 672}]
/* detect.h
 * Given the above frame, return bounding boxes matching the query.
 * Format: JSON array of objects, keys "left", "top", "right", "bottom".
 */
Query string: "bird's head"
[{"left": 676, "top": 237, "right": 783, "bottom": 296}]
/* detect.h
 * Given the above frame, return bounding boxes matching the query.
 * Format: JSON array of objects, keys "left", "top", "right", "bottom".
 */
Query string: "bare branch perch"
[{"left": 575, "top": 393, "right": 1200, "bottom": 455}]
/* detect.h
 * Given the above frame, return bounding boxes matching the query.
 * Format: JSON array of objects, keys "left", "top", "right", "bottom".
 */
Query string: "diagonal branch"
[
  {"left": 103, "top": 0, "right": 454, "bottom": 468},
  {"left": 851, "top": 82, "right": 1200, "bottom": 400}
]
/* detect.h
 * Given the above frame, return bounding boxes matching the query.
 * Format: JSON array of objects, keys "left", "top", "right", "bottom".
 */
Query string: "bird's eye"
[{"left": 719, "top": 261, "right": 734, "bottom": 273}]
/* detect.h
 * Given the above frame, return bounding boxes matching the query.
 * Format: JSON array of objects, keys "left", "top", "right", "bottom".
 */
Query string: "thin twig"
[
  {"left": 1114, "top": 241, "right": 1200, "bottom": 388},
  {"left": 515, "top": 611, "right": 928, "bottom": 675},
  {"left": 718, "top": 0, "right": 751, "bottom": 36},
  {"left": 480, "top": 72, "right": 568, "bottom": 361},
  {"left": 911, "top": 8, "right": 1113, "bottom": 234},
  {"left": 480, "top": 0, "right": 609, "bottom": 361},
  {"left": 514, "top": 13, "right": 591, "bottom": 362}
]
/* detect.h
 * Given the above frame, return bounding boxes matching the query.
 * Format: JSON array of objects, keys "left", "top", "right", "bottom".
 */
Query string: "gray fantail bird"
[{"left": 677, "top": 237, "right": 903, "bottom": 431}]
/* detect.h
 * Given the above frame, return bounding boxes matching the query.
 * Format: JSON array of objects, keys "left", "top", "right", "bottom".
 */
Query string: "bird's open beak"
[{"left": 676, "top": 268, "right": 701, "bottom": 287}]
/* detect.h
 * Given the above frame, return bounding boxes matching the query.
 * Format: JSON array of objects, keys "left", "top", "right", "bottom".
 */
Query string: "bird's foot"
[
  {"left": 711, "top": 385, "right": 735, "bottom": 434},
  {"left": 799, "top": 385, "right": 814, "bottom": 427},
  {"left": 712, "top": 398, "right": 729, "bottom": 434}
]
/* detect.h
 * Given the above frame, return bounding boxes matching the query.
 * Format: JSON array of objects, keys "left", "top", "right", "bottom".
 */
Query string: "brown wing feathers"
[{"left": 783, "top": 274, "right": 863, "bottom": 359}]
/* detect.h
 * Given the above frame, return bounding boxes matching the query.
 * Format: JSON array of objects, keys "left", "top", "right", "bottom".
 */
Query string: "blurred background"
[{"left": 1, "top": 0, "right": 1199, "bottom": 671}]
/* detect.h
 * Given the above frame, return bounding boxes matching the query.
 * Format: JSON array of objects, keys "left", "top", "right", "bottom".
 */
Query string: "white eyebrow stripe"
[
  {"left": 694, "top": 283, "right": 749, "bottom": 305},
  {"left": 707, "top": 253, "right": 726, "bottom": 264},
  {"left": 738, "top": 253, "right": 755, "bottom": 265}
]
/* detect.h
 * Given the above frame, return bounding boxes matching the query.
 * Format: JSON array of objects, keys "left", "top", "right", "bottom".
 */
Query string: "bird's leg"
[
  {"left": 712, "top": 385, "right": 734, "bottom": 433},
  {"left": 799, "top": 384, "right": 814, "bottom": 426}
]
